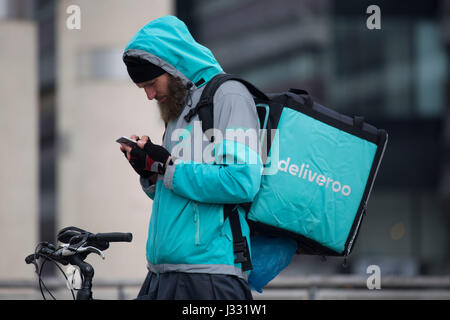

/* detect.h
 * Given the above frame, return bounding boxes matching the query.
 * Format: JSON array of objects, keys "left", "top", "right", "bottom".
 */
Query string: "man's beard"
[{"left": 157, "top": 75, "right": 187, "bottom": 124}]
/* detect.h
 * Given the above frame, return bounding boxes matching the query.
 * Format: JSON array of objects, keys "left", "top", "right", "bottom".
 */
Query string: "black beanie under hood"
[{"left": 123, "top": 55, "right": 166, "bottom": 84}]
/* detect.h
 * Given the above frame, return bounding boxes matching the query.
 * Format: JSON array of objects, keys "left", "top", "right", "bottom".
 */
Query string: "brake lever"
[
  {"left": 77, "top": 246, "right": 105, "bottom": 259},
  {"left": 61, "top": 244, "right": 77, "bottom": 257}
]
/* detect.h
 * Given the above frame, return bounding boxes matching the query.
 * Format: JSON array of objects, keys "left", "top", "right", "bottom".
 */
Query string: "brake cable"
[{"left": 32, "top": 242, "right": 76, "bottom": 300}]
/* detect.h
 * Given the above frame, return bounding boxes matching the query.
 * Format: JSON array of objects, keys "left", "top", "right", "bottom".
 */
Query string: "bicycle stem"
[{"left": 69, "top": 255, "right": 94, "bottom": 300}]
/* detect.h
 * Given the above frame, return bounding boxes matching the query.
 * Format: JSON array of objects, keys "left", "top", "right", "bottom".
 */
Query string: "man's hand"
[
  {"left": 119, "top": 134, "right": 157, "bottom": 179},
  {"left": 137, "top": 136, "right": 171, "bottom": 169},
  {"left": 119, "top": 134, "right": 139, "bottom": 160}
]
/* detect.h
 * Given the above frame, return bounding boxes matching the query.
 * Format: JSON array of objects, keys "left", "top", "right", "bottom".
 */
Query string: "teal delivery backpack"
[{"left": 189, "top": 74, "right": 388, "bottom": 289}]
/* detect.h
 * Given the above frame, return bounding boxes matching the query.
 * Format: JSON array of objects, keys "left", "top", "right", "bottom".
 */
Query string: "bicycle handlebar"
[
  {"left": 25, "top": 227, "right": 133, "bottom": 300},
  {"left": 26, "top": 228, "right": 133, "bottom": 266},
  {"left": 26, "top": 227, "right": 133, "bottom": 300},
  {"left": 91, "top": 232, "right": 133, "bottom": 243}
]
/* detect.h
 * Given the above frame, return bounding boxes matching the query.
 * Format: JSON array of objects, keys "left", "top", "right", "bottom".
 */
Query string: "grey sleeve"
[
  {"left": 140, "top": 176, "right": 156, "bottom": 200},
  {"left": 139, "top": 161, "right": 164, "bottom": 199},
  {"left": 212, "top": 80, "right": 260, "bottom": 151}
]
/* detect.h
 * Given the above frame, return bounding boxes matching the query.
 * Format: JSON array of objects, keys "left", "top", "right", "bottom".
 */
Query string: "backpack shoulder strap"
[
  {"left": 184, "top": 73, "right": 268, "bottom": 142},
  {"left": 183, "top": 73, "right": 263, "bottom": 271},
  {"left": 224, "top": 204, "right": 253, "bottom": 272}
]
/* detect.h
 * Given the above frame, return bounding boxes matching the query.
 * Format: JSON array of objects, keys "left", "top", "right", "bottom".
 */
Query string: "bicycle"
[{"left": 25, "top": 226, "right": 133, "bottom": 300}]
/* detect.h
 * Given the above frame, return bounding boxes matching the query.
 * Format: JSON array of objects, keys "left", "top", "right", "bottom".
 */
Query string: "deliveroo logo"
[{"left": 278, "top": 157, "right": 352, "bottom": 197}]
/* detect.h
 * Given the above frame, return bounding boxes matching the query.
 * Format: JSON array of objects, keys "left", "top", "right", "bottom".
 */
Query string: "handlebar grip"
[
  {"left": 93, "top": 232, "right": 133, "bottom": 242},
  {"left": 25, "top": 254, "right": 36, "bottom": 264}
]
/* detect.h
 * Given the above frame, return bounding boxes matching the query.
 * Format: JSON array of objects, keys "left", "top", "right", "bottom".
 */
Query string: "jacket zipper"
[
  {"left": 152, "top": 194, "right": 159, "bottom": 265},
  {"left": 193, "top": 202, "right": 200, "bottom": 245}
]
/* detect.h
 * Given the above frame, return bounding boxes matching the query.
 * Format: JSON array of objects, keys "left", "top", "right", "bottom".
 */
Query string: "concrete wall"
[
  {"left": 57, "top": 0, "right": 173, "bottom": 281},
  {"left": 0, "top": 21, "right": 38, "bottom": 280}
]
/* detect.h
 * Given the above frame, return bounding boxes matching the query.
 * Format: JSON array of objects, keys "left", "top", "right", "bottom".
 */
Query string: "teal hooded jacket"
[{"left": 123, "top": 16, "right": 262, "bottom": 279}]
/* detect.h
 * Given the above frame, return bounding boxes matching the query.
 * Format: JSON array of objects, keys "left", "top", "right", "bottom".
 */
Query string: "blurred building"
[
  {"left": 178, "top": 0, "right": 449, "bottom": 275},
  {"left": 34, "top": 0, "right": 57, "bottom": 277},
  {"left": 56, "top": 0, "right": 172, "bottom": 280},
  {"left": 440, "top": 0, "right": 450, "bottom": 268},
  {"left": 0, "top": 0, "right": 38, "bottom": 280},
  {"left": 1, "top": 0, "right": 173, "bottom": 283}
]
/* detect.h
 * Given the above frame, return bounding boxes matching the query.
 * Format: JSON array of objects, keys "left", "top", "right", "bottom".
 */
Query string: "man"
[{"left": 120, "top": 15, "right": 262, "bottom": 300}]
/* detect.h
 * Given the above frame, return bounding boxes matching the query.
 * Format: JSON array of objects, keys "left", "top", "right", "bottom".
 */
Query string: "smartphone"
[{"left": 116, "top": 136, "right": 138, "bottom": 148}]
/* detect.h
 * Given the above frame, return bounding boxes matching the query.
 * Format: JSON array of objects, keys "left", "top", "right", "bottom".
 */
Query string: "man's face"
[{"left": 137, "top": 73, "right": 187, "bottom": 124}]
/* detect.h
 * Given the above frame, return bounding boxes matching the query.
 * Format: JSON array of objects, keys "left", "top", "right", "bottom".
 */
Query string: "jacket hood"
[{"left": 123, "top": 15, "right": 223, "bottom": 88}]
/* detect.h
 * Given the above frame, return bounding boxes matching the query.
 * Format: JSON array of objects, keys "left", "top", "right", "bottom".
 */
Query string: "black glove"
[
  {"left": 142, "top": 138, "right": 171, "bottom": 166},
  {"left": 123, "top": 145, "right": 157, "bottom": 178}
]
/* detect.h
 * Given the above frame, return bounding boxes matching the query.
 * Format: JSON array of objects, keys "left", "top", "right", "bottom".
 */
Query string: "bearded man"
[{"left": 119, "top": 15, "right": 261, "bottom": 300}]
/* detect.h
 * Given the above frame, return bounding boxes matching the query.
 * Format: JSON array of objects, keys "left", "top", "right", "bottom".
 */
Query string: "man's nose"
[{"left": 144, "top": 86, "right": 157, "bottom": 100}]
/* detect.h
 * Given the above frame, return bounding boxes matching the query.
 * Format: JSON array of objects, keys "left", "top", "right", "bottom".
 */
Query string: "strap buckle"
[{"left": 233, "top": 236, "right": 252, "bottom": 271}]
